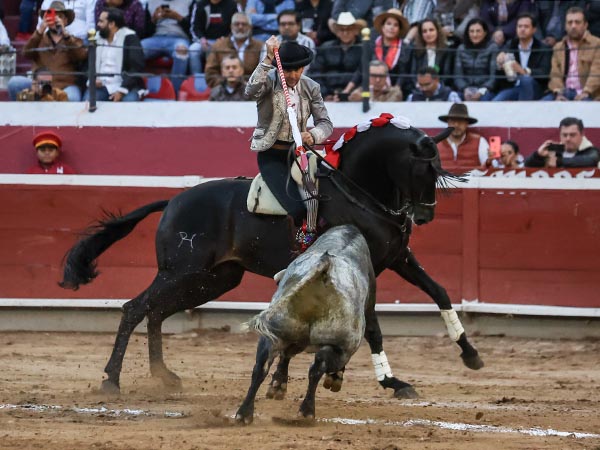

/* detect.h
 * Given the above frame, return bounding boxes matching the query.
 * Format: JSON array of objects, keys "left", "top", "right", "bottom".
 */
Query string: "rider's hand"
[
  {"left": 301, "top": 131, "right": 314, "bottom": 147},
  {"left": 265, "top": 35, "right": 279, "bottom": 61}
]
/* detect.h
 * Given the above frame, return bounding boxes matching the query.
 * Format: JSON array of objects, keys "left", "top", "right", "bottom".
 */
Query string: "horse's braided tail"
[
  {"left": 59, "top": 200, "right": 169, "bottom": 290},
  {"left": 244, "top": 312, "right": 279, "bottom": 344}
]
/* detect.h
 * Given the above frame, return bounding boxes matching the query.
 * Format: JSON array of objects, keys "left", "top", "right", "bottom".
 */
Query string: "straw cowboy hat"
[
  {"left": 331, "top": 12, "right": 368, "bottom": 33},
  {"left": 39, "top": 1, "right": 75, "bottom": 26},
  {"left": 438, "top": 103, "right": 478, "bottom": 124},
  {"left": 33, "top": 131, "right": 63, "bottom": 150},
  {"left": 275, "top": 41, "right": 314, "bottom": 70},
  {"left": 373, "top": 8, "right": 410, "bottom": 37}
]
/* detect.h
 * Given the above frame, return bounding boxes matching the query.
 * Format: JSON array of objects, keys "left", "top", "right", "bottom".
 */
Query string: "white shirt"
[
  {"left": 98, "top": 42, "right": 121, "bottom": 94},
  {"left": 0, "top": 19, "right": 11, "bottom": 47}
]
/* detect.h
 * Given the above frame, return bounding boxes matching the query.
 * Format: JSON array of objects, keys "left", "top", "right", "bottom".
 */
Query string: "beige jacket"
[
  {"left": 548, "top": 31, "right": 600, "bottom": 99},
  {"left": 245, "top": 62, "right": 333, "bottom": 152}
]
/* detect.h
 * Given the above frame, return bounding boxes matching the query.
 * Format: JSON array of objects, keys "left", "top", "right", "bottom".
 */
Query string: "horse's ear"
[{"left": 432, "top": 127, "right": 454, "bottom": 143}]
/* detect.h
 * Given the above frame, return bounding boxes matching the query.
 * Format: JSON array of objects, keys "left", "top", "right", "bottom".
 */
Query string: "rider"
[{"left": 245, "top": 36, "right": 333, "bottom": 245}]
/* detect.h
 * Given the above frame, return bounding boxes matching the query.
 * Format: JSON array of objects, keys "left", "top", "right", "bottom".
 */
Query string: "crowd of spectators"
[{"left": 2, "top": 0, "right": 600, "bottom": 103}]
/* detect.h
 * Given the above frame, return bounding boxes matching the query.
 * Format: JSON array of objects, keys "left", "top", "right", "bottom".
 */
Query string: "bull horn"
[{"left": 432, "top": 127, "right": 454, "bottom": 143}]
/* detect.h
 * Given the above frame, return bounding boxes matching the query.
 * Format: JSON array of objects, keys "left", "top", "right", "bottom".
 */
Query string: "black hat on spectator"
[
  {"left": 275, "top": 41, "right": 313, "bottom": 70},
  {"left": 40, "top": 1, "right": 75, "bottom": 25},
  {"left": 438, "top": 103, "right": 478, "bottom": 124}
]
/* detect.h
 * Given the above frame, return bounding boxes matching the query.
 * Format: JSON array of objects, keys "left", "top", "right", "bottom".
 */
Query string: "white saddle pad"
[{"left": 246, "top": 152, "right": 319, "bottom": 216}]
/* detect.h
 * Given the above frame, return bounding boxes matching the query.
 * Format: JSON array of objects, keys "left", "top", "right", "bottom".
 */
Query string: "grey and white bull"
[{"left": 235, "top": 225, "right": 375, "bottom": 424}]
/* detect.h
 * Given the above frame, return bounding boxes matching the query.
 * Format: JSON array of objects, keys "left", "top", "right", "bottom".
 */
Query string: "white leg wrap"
[
  {"left": 371, "top": 351, "right": 393, "bottom": 381},
  {"left": 441, "top": 309, "right": 465, "bottom": 342}
]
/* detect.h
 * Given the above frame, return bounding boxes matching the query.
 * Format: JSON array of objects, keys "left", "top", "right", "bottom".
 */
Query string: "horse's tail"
[
  {"left": 243, "top": 312, "right": 279, "bottom": 344},
  {"left": 59, "top": 200, "right": 169, "bottom": 290}
]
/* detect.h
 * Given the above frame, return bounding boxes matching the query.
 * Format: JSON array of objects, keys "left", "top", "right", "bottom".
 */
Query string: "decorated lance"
[{"left": 272, "top": 47, "right": 309, "bottom": 171}]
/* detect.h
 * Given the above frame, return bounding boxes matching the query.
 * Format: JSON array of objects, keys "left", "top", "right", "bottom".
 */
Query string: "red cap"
[{"left": 33, "top": 131, "right": 62, "bottom": 150}]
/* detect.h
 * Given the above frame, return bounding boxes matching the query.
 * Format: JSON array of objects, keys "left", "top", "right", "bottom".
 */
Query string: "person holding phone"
[
  {"left": 7, "top": 1, "right": 87, "bottom": 101},
  {"left": 525, "top": 117, "right": 600, "bottom": 168},
  {"left": 485, "top": 140, "right": 524, "bottom": 169}
]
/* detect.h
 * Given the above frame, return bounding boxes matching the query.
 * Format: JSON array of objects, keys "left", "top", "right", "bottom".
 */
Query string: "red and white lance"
[{"left": 273, "top": 47, "right": 318, "bottom": 233}]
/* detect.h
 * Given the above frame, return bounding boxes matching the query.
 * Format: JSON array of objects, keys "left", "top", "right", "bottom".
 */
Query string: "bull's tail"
[
  {"left": 59, "top": 200, "right": 169, "bottom": 290},
  {"left": 243, "top": 312, "right": 279, "bottom": 344}
]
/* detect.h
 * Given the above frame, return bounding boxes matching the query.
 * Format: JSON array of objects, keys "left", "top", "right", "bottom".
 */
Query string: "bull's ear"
[{"left": 432, "top": 127, "right": 454, "bottom": 143}]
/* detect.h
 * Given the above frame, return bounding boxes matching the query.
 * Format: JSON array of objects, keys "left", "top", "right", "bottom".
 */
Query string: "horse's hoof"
[
  {"left": 461, "top": 352, "right": 484, "bottom": 370},
  {"left": 266, "top": 382, "right": 287, "bottom": 400},
  {"left": 100, "top": 379, "right": 120, "bottom": 395},
  {"left": 154, "top": 369, "right": 183, "bottom": 390},
  {"left": 234, "top": 412, "right": 253, "bottom": 425},
  {"left": 394, "top": 386, "right": 419, "bottom": 399},
  {"left": 298, "top": 408, "right": 315, "bottom": 420}
]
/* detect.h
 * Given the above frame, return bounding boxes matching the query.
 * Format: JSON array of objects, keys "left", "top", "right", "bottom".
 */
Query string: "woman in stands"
[
  {"left": 342, "top": 8, "right": 413, "bottom": 99},
  {"left": 453, "top": 17, "right": 498, "bottom": 101},
  {"left": 409, "top": 18, "right": 454, "bottom": 90}
]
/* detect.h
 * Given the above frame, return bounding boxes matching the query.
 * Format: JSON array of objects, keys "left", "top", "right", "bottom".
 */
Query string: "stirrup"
[{"left": 295, "top": 220, "right": 318, "bottom": 252}]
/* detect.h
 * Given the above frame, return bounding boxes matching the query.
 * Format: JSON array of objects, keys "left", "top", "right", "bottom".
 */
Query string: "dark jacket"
[
  {"left": 120, "top": 33, "right": 146, "bottom": 93},
  {"left": 480, "top": 0, "right": 535, "bottom": 42},
  {"left": 190, "top": 0, "right": 238, "bottom": 42},
  {"left": 409, "top": 46, "right": 454, "bottom": 88},
  {"left": 312, "top": 38, "right": 362, "bottom": 96},
  {"left": 534, "top": 0, "right": 585, "bottom": 42},
  {"left": 295, "top": 0, "right": 335, "bottom": 45},
  {"left": 209, "top": 81, "right": 248, "bottom": 100},
  {"left": 409, "top": 83, "right": 455, "bottom": 101},
  {"left": 525, "top": 137, "right": 600, "bottom": 168},
  {"left": 454, "top": 41, "right": 499, "bottom": 91},
  {"left": 495, "top": 36, "right": 552, "bottom": 91}
]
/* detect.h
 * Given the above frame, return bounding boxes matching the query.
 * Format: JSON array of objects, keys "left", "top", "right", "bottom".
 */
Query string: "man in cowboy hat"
[
  {"left": 37, "top": 0, "right": 96, "bottom": 39},
  {"left": 26, "top": 131, "right": 77, "bottom": 174},
  {"left": 437, "top": 103, "right": 490, "bottom": 172},
  {"left": 7, "top": 1, "right": 87, "bottom": 101},
  {"left": 246, "top": 36, "right": 333, "bottom": 242},
  {"left": 311, "top": 11, "right": 366, "bottom": 100}
]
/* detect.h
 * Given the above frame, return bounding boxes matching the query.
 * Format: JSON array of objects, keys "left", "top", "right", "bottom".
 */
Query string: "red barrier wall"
[
  {"left": 1, "top": 183, "right": 599, "bottom": 308},
  {"left": 3, "top": 125, "right": 600, "bottom": 176}
]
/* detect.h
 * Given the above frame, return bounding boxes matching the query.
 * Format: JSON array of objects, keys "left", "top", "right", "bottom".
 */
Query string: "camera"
[
  {"left": 161, "top": 4, "right": 170, "bottom": 8},
  {"left": 41, "top": 81, "right": 53, "bottom": 96}
]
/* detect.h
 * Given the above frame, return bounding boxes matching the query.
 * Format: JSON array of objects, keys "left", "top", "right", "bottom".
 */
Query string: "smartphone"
[
  {"left": 337, "top": 92, "right": 349, "bottom": 102},
  {"left": 489, "top": 136, "right": 501, "bottom": 159},
  {"left": 44, "top": 8, "right": 56, "bottom": 24},
  {"left": 161, "top": 4, "right": 170, "bottom": 8},
  {"left": 547, "top": 143, "right": 565, "bottom": 153}
]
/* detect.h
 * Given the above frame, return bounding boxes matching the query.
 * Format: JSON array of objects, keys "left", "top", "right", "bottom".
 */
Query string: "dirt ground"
[{"left": 0, "top": 330, "right": 599, "bottom": 450}]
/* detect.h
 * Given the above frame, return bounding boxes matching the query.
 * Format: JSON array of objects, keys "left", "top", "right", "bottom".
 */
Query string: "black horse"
[{"left": 60, "top": 120, "right": 483, "bottom": 398}]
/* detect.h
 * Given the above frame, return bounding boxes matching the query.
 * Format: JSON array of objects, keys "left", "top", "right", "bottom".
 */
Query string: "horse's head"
[{"left": 392, "top": 127, "right": 462, "bottom": 225}]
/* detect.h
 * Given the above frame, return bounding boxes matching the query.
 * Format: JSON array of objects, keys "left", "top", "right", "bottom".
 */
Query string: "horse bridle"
[{"left": 302, "top": 146, "right": 434, "bottom": 232}]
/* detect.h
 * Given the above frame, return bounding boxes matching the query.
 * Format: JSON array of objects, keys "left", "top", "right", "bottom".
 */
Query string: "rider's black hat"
[{"left": 275, "top": 41, "right": 314, "bottom": 70}]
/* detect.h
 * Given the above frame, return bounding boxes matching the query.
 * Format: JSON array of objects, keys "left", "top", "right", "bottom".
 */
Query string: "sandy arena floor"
[{"left": 0, "top": 330, "right": 599, "bottom": 450}]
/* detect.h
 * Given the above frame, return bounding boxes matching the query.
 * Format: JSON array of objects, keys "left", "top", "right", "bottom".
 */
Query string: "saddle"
[{"left": 246, "top": 151, "right": 320, "bottom": 216}]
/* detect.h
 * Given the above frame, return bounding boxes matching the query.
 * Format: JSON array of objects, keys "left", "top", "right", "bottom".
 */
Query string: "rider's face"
[{"left": 283, "top": 67, "right": 304, "bottom": 88}]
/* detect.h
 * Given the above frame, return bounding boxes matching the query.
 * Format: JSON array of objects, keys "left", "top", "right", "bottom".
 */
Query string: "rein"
[{"left": 304, "top": 146, "right": 410, "bottom": 231}]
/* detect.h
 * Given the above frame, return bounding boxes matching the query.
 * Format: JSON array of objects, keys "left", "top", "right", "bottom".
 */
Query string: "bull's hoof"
[
  {"left": 100, "top": 379, "right": 121, "bottom": 395},
  {"left": 323, "top": 372, "right": 343, "bottom": 392},
  {"left": 394, "top": 386, "right": 419, "bottom": 399},
  {"left": 461, "top": 352, "right": 484, "bottom": 370},
  {"left": 266, "top": 381, "right": 287, "bottom": 400}
]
